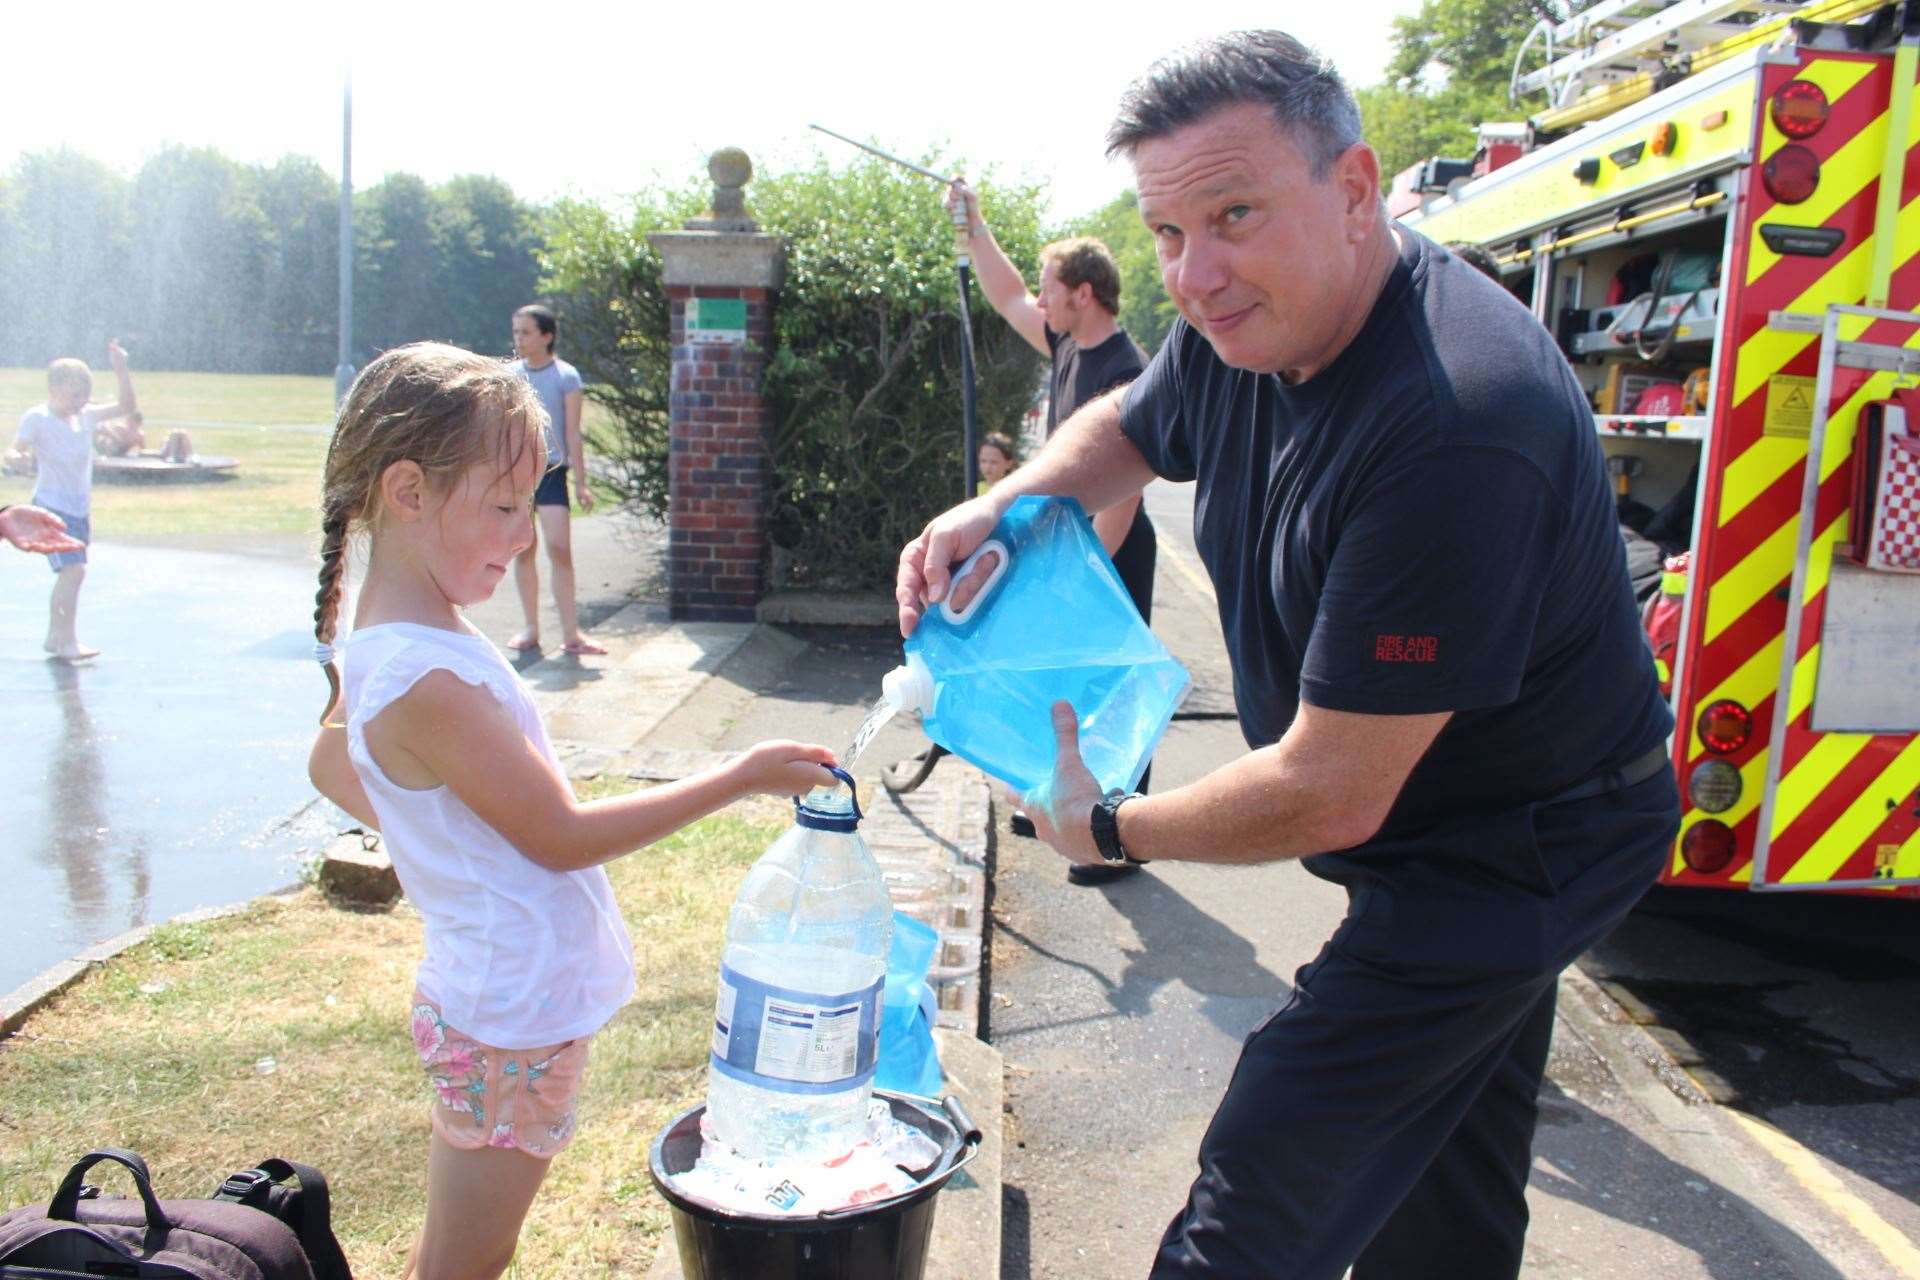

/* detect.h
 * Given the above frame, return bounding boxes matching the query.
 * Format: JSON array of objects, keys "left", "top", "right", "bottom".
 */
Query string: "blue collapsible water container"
[{"left": 882, "top": 495, "right": 1188, "bottom": 800}]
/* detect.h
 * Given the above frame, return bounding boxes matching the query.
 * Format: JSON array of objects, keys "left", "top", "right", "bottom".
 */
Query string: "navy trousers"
[{"left": 1150, "top": 771, "right": 1678, "bottom": 1280}]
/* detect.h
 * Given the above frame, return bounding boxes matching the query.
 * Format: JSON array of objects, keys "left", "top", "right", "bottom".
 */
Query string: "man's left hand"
[{"left": 1021, "top": 700, "right": 1106, "bottom": 867}]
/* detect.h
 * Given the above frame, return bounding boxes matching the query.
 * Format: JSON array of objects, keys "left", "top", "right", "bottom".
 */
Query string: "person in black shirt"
[
  {"left": 896, "top": 30, "right": 1679, "bottom": 1280},
  {"left": 940, "top": 181, "right": 1160, "bottom": 885}
]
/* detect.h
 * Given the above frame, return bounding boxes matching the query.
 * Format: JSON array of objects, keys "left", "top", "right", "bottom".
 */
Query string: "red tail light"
[
  {"left": 1770, "top": 80, "right": 1830, "bottom": 139},
  {"left": 1697, "top": 699, "right": 1754, "bottom": 754},
  {"left": 1763, "top": 146, "right": 1821, "bottom": 204},
  {"left": 1682, "top": 821, "right": 1737, "bottom": 874}
]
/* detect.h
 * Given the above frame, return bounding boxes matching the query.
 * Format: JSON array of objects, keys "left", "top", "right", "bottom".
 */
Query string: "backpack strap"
[
  {"left": 49, "top": 1148, "right": 168, "bottom": 1231},
  {"left": 218, "top": 1157, "right": 352, "bottom": 1280}
]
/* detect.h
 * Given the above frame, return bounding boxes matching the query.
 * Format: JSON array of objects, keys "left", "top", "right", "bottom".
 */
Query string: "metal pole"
[{"left": 334, "top": 69, "right": 355, "bottom": 406}]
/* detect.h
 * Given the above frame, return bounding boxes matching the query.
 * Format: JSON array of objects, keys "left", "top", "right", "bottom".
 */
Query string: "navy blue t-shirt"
[{"left": 1120, "top": 230, "right": 1671, "bottom": 877}]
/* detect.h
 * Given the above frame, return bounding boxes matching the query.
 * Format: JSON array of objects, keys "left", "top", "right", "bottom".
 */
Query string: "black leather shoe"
[
  {"left": 1068, "top": 860, "right": 1144, "bottom": 886},
  {"left": 1010, "top": 810, "right": 1036, "bottom": 838}
]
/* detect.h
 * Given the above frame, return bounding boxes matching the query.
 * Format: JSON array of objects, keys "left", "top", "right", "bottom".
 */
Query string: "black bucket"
[{"left": 648, "top": 1091, "right": 982, "bottom": 1280}]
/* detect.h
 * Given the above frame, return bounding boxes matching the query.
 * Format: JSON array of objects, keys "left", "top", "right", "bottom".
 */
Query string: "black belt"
[{"left": 1542, "top": 745, "right": 1670, "bottom": 807}]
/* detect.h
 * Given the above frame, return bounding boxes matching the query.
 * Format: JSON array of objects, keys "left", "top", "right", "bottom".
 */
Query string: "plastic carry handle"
[
  {"left": 939, "top": 539, "right": 1010, "bottom": 626},
  {"left": 49, "top": 1147, "right": 170, "bottom": 1230},
  {"left": 826, "top": 766, "right": 862, "bottom": 821}
]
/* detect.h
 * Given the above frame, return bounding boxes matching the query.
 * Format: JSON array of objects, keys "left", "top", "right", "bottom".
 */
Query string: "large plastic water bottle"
[
  {"left": 881, "top": 495, "right": 1189, "bottom": 798},
  {"left": 707, "top": 768, "right": 895, "bottom": 1163}
]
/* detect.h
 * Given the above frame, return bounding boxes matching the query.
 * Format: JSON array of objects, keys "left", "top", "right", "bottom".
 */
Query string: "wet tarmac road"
[{"left": 1, "top": 540, "right": 336, "bottom": 995}]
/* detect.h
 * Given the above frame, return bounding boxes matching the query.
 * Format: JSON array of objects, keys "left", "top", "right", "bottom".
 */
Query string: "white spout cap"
[{"left": 881, "top": 653, "right": 935, "bottom": 716}]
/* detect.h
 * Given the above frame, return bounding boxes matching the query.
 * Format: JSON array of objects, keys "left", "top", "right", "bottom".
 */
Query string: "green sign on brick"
[{"left": 688, "top": 298, "right": 748, "bottom": 344}]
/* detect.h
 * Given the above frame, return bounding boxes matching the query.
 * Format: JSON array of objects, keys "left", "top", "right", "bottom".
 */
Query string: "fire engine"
[{"left": 1398, "top": 0, "right": 1920, "bottom": 896}]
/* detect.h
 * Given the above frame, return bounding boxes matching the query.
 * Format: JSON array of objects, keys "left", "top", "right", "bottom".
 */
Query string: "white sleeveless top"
[{"left": 343, "top": 622, "right": 635, "bottom": 1047}]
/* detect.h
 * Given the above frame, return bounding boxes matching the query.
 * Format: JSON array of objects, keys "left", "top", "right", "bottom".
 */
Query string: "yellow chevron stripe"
[
  {"left": 1771, "top": 731, "right": 1873, "bottom": 840},
  {"left": 1688, "top": 634, "right": 1784, "bottom": 762},
  {"left": 1732, "top": 860, "right": 1753, "bottom": 883},
  {"left": 1781, "top": 736, "right": 1920, "bottom": 881},
  {"left": 1788, "top": 643, "right": 1822, "bottom": 726},
  {"left": 1718, "top": 438, "right": 1807, "bottom": 525},
  {"left": 1896, "top": 826, "right": 1920, "bottom": 879},
  {"left": 1730, "top": 200, "right": 1920, "bottom": 408},
  {"left": 1704, "top": 520, "right": 1798, "bottom": 642}
]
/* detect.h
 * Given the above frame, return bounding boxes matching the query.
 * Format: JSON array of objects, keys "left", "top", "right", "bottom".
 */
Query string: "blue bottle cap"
[{"left": 794, "top": 766, "right": 863, "bottom": 832}]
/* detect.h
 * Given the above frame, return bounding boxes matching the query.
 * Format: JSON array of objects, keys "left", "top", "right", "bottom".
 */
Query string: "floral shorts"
[{"left": 409, "top": 993, "right": 591, "bottom": 1158}]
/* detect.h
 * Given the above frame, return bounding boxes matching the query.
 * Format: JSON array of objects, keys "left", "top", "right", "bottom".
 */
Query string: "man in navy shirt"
[{"left": 895, "top": 30, "right": 1679, "bottom": 1280}]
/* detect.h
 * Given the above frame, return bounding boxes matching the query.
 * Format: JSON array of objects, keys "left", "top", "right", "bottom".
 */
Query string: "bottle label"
[{"left": 710, "top": 964, "right": 882, "bottom": 1095}]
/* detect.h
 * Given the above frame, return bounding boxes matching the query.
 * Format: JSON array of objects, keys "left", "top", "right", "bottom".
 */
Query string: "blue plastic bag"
[
  {"left": 875, "top": 911, "right": 943, "bottom": 1096},
  {"left": 885, "top": 495, "right": 1189, "bottom": 798}
]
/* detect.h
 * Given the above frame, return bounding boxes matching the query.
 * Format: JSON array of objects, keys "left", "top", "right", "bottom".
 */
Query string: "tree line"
[{"left": 0, "top": 146, "right": 543, "bottom": 375}]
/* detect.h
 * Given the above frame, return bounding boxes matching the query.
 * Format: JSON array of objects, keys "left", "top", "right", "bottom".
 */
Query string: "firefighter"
[{"left": 895, "top": 30, "right": 1681, "bottom": 1280}]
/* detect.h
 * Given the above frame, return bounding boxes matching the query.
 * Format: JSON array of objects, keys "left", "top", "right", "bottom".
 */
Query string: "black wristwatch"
[{"left": 1090, "top": 789, "right": 1143, "bottom": 864}]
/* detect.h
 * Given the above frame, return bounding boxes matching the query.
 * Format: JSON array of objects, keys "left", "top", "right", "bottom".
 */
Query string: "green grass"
[
  {"left": 1, "top": 369, "right": 625, "bottom": 540},
  {"left": 0, "top": 791, "right": 785, "bottom": 1278}
]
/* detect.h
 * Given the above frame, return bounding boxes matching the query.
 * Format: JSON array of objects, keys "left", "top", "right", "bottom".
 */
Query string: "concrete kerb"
[{"left": 0, "top": 886, "right": 303, "bottom": 1042}]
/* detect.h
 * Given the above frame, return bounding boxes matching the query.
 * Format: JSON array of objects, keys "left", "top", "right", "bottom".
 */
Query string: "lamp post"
[{"left": 333, "top": 70, "right": 355, "bottom": 406}]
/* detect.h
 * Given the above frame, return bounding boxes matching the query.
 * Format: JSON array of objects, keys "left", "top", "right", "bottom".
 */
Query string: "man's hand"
[
  {"left": 106, "top": 338, "right": 129, "bottom": 372},
  {"left": 945, "top": 178, "right": 982, "bottom": 235},
  {"left": 1021, "top": 701, "right": 1106, "bottom": 866},
  {"left": 0, "top": 504, "right": 84, "bottom": 555},
  {"left": 895, "top": 493, "right": 1006, "bottom": 636}
]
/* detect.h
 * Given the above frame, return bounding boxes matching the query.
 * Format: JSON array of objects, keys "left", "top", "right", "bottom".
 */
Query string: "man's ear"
[
  {"left": 379, "top": 459, "right": 429, "bottom": 523},
  {"left": 1072, "top": 281, "right": 1097, "bottom": 310},
  {"left": 1336, "top": 142, "right": 1384, "bottom": 230}
]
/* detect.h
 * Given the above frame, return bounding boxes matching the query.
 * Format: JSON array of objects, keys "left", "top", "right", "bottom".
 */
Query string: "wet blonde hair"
[
  {"left": 47, "top": 358, "right": 92, "bottom": 398},
  {"left": 313, "top": 342, "right": 543, "bottom": 723}
]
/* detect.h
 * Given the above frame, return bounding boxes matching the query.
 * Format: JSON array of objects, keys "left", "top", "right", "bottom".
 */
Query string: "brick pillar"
[{"left": 648, "top": 148, "right": 785, "bottom": 623}]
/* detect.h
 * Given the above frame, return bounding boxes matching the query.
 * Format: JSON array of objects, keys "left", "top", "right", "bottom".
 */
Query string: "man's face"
[
  {"left": 1035, "top": 260, "right": 1083, "bottom": 334},
  {"left": 1133, "top": 101, "right": 1377, "bottom": 377}
]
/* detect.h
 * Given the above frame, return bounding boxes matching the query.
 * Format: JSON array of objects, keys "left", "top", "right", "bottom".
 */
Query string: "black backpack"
[{"left": 0, "top": 1149, "right": 351, "bottom": 1280}]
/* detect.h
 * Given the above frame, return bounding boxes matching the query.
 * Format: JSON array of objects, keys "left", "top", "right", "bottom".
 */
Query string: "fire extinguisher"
[{"left": 1642, "top": 552, "right": 1687, "bottom": 699}]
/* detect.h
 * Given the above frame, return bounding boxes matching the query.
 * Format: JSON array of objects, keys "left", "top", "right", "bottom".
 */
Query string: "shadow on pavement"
[{"left": 1531, "top": 1081, "right": 1855, "bottom": 1278}]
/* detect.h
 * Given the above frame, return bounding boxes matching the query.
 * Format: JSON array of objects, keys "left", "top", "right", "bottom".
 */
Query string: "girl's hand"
[
  {"left": 574, "top": 476, "right": 595, "bottom": 513},
  {"left": 732, "top": 740, "right": 839, "bottom": 798}
]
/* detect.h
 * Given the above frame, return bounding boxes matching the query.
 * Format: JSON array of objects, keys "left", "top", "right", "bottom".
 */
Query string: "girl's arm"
[
  {"left": 564, "top": 388, "right": 592, "bottom": 512},
  {"left": 308, "top": 724, "right": 380, "bottom": 830},
  {"left": 373, "top": 670, "right": 835, "bottom": 872}
]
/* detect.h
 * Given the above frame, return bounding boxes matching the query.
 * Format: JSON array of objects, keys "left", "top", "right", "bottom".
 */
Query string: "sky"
[{"left": 3, "top": 0, "right": 1424, "bottom": 224}]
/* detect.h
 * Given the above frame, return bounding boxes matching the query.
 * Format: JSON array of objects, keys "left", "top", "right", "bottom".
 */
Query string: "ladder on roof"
[{"left": 1513, "top": 0, "right": 1812, "bottom": 108}]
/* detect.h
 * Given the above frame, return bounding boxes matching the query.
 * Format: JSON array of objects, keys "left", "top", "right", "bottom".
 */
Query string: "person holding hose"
[
  {"left": 937, "top": 180, "right": 1159, "bottom": 885},
  {"left": 897, "top": 31, "right": 1678, "bottom": 1279}
]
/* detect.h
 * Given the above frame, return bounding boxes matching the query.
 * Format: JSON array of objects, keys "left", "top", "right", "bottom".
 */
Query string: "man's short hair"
[
  {"left": 46, "top": 358, "right": 91, "bottom": 396},
  {"left": 1041, "top": 237, "right": 1123, "bottom": 316},
  {"left": 1106, "top": 30, "right": 1362, "bottom": 181}
]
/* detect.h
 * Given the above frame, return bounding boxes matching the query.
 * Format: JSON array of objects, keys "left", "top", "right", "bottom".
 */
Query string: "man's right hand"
[
  {"left": 896, "top": 494, "right": 1006, "bottom": 637},
  {"left": 945, "top": 178, "right": 982, "bottom": 235}
]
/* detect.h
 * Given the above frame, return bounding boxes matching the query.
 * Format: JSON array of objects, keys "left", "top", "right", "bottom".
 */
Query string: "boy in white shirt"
[{"left": 4, "top": 341, "right": 139, "bottom": 661}]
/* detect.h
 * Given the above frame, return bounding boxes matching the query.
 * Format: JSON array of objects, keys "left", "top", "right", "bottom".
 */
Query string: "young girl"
[
  {"left": 305, "top": 343, "right": 836, "bottom": 1280},
  {"left": 976, "top": 431, "right": 1018, "bottom": 495}
]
